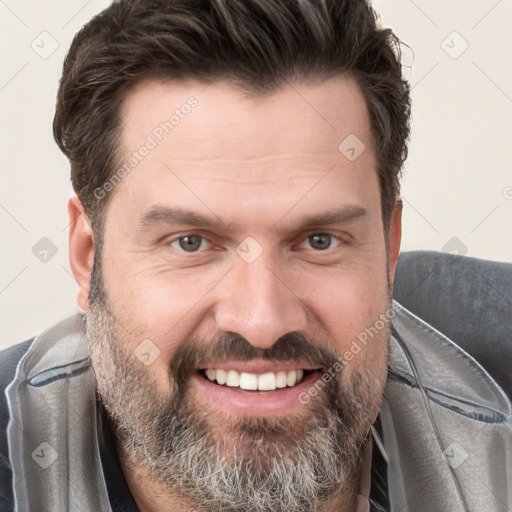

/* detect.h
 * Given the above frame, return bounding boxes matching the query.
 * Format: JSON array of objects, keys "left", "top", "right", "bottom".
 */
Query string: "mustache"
[{"left": 169, "top": 331, "right": 340, "bottom": 389}]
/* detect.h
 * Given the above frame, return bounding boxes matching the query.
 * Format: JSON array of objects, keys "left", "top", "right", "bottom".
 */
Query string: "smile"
[
  {"left": 193, "top": 361, "right": 322, "bottom": 416},
  {"left": 201, "top": 368, "right": 306, "bottom": 391}
]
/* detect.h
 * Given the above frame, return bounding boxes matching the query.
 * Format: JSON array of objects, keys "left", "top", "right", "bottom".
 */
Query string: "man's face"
[{"left": 81, "top": 76, "right": 401, "bottom": 511}]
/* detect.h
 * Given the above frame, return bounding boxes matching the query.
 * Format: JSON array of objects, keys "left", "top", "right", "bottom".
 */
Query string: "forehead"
[
  {"left": 109, "top": 76, "right": 379, "bottom": 229},
  {"left": 120, "top": 76, "right": 372, "bottom": 160}
]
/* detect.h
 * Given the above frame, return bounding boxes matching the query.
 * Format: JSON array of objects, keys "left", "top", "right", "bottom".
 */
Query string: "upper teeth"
[{"left": 204, "top": 369, "right": 305, "bottom": 391}]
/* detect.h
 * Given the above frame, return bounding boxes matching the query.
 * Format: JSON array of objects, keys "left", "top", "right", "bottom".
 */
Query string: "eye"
[
  {"left": 300, "top": 233, "right": 341, "bottom": 251},
  {"left": 170, "top": 235, "right": 210, "bottom": 252}
]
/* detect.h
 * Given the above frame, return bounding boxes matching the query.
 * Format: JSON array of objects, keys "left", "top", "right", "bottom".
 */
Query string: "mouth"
[
  {"left": 193, "top": 361, "right": 323, "bottom": 416},
  {"left": 199, "top": 368, "right": 312, "bottom": 391}
]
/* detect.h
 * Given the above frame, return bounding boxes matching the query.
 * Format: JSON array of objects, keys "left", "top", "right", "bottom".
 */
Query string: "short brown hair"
[{"left": 54, "top": 0, "right": 411, "bottom": 233}]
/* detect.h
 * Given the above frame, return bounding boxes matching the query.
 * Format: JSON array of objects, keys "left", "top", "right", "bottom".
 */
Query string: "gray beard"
[{"left": 85, "top": 288, "right": 384, "bottom": 512}]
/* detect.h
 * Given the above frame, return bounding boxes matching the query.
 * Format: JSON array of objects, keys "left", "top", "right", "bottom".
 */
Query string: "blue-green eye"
[
  {"left": 301, "top": 233, "right": 341, "bottom": 251},
  {"left": 171, "top": 235, "right": 209, "bottom": 252}
]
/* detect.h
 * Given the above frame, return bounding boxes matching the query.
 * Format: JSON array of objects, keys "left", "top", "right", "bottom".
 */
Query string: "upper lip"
[{"left": 197, "top": 359, "right": 321, "bottom": 374}]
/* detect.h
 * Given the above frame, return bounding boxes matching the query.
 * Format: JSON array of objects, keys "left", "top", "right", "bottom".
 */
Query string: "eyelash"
[{"left": 167, "top": 232, "right": 344, "bottom": 253}]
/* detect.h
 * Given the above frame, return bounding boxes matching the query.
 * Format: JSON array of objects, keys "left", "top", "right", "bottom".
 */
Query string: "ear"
[
  {"left": 68, "top": 196, "right": 95, "bottom": 311},
  {"left": 387, "top": 199, "right": 402, "bottom": 287}
]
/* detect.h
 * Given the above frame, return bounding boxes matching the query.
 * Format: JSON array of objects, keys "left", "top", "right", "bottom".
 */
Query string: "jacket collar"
[{"left": 5, "top": 303, "right": 512, "bottom": 511}]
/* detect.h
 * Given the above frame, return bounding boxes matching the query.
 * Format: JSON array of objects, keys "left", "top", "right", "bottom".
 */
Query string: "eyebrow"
[
  {"left": 283, "top": 205, "right": 367, "bottom": 233},
  {"left": 138, "top": 206, "right": 225, "bottom": 230},
  {"left": 137, "top": 204, "right": 367, "bottom": 233}
]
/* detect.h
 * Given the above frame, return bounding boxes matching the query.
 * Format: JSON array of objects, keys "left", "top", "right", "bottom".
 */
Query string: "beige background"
[{"left": 1, "top": 0, "right": 511, "bottom": 349}]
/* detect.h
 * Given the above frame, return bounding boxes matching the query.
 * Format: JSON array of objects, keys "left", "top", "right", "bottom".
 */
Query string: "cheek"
[
  {"left": 107, "top": 257, "right": 210, "bottom": 323},
  {"left": 102, "top": 262, "right": 224, "bottom": 375},
  {"left": 295, "top": 260, "right": 390, "bottom": 351}
]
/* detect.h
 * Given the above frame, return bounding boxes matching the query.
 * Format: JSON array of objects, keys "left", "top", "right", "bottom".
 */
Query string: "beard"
[{"left": 85, "top": 272, "right": 389, "bottom": 512}]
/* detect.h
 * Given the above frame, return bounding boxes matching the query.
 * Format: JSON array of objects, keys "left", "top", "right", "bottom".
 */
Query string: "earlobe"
[
  {"left": 68, "top": 196, "right": 95, "bottom": 311},
  {"left": 387, "top": 199, "right": 403, "bottom": 287}
]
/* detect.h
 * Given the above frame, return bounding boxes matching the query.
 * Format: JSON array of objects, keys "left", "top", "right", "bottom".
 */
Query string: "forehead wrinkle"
[
  {"left": 153, "top": 157, "right": 346, "bottom": 188},
  {"left": 164, "top": 151, "right": 339, "bottom": 165}
]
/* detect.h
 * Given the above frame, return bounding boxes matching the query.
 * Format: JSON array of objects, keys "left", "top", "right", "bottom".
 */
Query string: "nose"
[{"left": 214, "top": 254, "right": 308, "bottom": 349}]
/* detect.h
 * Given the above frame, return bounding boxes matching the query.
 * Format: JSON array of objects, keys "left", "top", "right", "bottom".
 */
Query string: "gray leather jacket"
[{"left": 2, "top": 302, "right": 511, "bottom": 511}]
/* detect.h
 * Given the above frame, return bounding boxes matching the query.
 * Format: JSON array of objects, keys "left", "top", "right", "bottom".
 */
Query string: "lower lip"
[{"left": 191, "top": 371, "right": 321, "bottom": 417}]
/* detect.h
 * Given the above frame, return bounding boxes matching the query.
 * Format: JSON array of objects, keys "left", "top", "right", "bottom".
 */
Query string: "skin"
[{"left": 68, "top": 75, "right": 402, "bottom": 511}]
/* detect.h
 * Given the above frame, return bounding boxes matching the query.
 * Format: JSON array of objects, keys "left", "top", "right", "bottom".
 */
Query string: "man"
[{"left": 1, "top": 0, "right": 510, "bottom": 511}]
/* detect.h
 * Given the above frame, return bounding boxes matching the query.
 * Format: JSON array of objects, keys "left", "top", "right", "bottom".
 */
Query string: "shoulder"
[
  {"left": 0, "top": 339, "right": 35, "bottom": 390},
  {"left": 394, "top": 251, "right": 512, "bottom": 400},
  {"left": 0, "top": 338, "right": 35, "bottom": 511}
]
